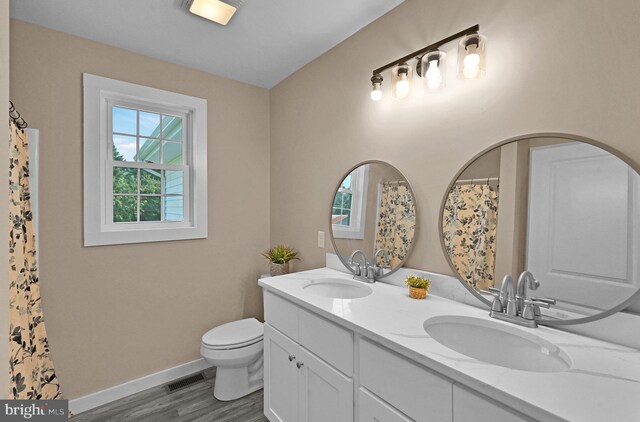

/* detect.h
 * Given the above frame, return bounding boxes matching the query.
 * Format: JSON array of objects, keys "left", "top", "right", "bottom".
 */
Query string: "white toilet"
[{"left": 200, "top": 318, "right": 264, "bottom": 401}]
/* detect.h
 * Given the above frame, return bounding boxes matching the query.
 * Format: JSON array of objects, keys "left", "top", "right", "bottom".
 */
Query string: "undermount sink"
[
  {"left": 302, "top": 278, "right": 373, "bottom": 299},
  {"left": 423, "top": 315, "right": 571, "bottom": 373}
]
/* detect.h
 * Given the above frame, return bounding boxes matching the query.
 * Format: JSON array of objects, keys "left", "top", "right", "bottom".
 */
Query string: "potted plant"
[
  {"left": 405, "top": 275, "right": 431, "bottom": 299},
  {"left": 262, "top": 245, "right": 300, "bottom": 276}
]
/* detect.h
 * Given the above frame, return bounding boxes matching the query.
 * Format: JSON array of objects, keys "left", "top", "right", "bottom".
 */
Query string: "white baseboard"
[{"left": 69, "top": 358, "right": 212, "bottom": 415}]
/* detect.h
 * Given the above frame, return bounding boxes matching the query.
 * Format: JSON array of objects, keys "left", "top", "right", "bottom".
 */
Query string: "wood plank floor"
[{"left": 70, "top": 369, "right": 269, "bottom": 422}]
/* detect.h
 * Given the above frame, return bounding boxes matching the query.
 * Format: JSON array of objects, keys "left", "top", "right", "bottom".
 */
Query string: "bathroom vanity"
[{"left": 259, "top": 268, "right": 640, "bottom": 422}]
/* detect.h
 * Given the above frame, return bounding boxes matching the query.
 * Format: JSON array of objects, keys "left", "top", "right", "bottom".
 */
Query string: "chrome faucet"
[
  {"left": 499, "top": 275, "right": 517, "bottom": 316},
  {"left": 516, "top": 271, "right": 539, "bottom": 315},
  {"left": 348, "top": 250, "right": 380, "bottom": 283},
  {"left": 348, "top": 250, "right": 368, "bottom": 278},
  {"left": 372, "top": 248, "right": 390, "bottom": 278},
  {"left": 481, "top": 271, "right": 555, "bottom": 328}
]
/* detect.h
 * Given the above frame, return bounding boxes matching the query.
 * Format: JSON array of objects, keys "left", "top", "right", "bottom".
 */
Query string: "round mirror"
[
  {"left": 330, "top": 161, "right": 417, "bottom": 278},
  {"left": 439, "top": 134, "right": 640, "bottom": 325}
]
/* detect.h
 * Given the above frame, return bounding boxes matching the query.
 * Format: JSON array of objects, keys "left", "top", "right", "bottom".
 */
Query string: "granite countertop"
[{"left": 259, "top": 267, "right": 640, "bottom": 422}]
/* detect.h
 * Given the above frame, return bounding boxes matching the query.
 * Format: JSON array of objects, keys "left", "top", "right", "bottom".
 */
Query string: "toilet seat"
[{"left": 201, "top": 317, "right": 264, "bottom": 350}]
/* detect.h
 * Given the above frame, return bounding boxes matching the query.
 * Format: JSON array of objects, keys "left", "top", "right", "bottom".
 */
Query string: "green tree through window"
[{"left": 113, "top": 145, "right": 162, "bottom": 222}]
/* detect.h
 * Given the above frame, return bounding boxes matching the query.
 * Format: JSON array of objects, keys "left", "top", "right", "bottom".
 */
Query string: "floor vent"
[{"left": 165, "top": 372, "right": 206, "bottom": 394}]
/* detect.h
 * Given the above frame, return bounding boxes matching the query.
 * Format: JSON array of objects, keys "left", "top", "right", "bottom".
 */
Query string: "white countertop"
[{"left": 259, "top": 268, "right": 640, "bottom": 422}]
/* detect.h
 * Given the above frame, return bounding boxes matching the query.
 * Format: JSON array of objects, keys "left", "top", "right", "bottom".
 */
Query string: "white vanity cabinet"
[
  {"left": 263, "top": 290, "right": 536, "bottom": 422},
  {"left": 264, "top": 292, "right": 354, "bottom": 422}
]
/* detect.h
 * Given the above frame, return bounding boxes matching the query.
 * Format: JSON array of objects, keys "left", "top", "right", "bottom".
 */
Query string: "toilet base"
[{"left": 213, "top": 356, "right": 264, "bottom": 401}]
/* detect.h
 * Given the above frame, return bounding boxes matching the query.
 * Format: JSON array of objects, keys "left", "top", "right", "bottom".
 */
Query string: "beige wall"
[
  {"left": 10, "top": 20, "right": 270, "bottom": 399},
  {"left": 0, "top": 0, "right": 10, "bottom": 399},
  {"left": 270, "top": 0, "right": 640, "bottom": 282}
]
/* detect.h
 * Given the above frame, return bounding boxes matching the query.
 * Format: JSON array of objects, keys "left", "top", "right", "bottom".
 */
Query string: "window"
[
  {"left": 332, "top": 166, "right": 368, "bottom": 239},
  {"left": 83, "top": 74, "right": 207, "bottom": 246}
]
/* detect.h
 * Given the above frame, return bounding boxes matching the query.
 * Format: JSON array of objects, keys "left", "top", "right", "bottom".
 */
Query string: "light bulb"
[
  {"left": 425, "top": 59, "right": 442, "bottom": 90},
  {"left": 462, "top": 44, "right": 481, "bottom": 79},
  {"left": 370, "top": 75, "right": 383, "bottom": 101},
  {"left": 395, "top": 73, "right": 409, "bottom": 99},
  {"left": 370, "top": 86, "right": 383, "bottom": 101}
]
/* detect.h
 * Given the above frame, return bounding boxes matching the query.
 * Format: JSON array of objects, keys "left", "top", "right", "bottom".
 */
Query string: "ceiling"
[{"left": 10, "top": 0, "right": 404, "bottom": 89}]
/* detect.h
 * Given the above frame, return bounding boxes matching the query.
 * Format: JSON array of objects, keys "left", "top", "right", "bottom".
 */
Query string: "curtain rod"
[
  {"left": 455, "top": 177, "right": 499, "bottom": 185},
  {"left": 9, "top": 101, "right": 28, "bottom": 130}
]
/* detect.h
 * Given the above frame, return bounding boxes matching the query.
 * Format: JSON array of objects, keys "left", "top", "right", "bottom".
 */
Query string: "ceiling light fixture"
[
  {"left": 189, "top": 0, "right": 237, "bottom": 26},
  {"left": 369, "top": 25, "right": 485, "bottom": 101}
]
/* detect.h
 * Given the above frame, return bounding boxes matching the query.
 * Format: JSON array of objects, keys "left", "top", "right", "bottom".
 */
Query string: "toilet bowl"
[{"left": 200, "top": 318, "right": 264, "bottom": 401}]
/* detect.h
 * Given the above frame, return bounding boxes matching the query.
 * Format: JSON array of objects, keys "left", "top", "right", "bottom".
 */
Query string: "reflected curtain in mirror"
[
  {"left": 374, "top": 182, "right": 416, "bottom": 267},
  {"left": 8, "top": 122, "right": 63, "bottom": 400},
  {"left": 442, "top": 183, "right": 499, "bottom": 291}
]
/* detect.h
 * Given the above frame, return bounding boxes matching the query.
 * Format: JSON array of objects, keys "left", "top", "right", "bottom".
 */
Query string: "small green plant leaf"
[
  {"left": 261, "top": 245, "right": 300, "bottom": 264},
  {"left": 404, "top": 275, "right": 431, "bottom": 290}
]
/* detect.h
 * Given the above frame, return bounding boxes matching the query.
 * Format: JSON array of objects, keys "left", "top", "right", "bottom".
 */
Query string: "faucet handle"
[
  {"left": 353, "top": 263, "right": 362, "bottom": 276},
  {"left": 524, "top": 298, "right": 551, "bottom": 309},
  {"left": 481, "top": 289, "right": 504, "bottom": 313},
  {"left": 531, "top": 297, "right": 556, "bottom": 306}
]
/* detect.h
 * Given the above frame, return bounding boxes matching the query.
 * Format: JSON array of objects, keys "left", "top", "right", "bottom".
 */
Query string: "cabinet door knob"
[
  {"left": 288, "top": 355, "right": 296, "bottom": 362},
  {"left": 296, "top": 362, "right": 304, "bottom": 369}
]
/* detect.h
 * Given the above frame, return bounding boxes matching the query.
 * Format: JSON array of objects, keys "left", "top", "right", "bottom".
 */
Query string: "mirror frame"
[
  {"left": 329, "top": 159, "right": 418, "bottom": 279},
  {"left": 438, "top": 132, "right": 640, "bottom": 326}
]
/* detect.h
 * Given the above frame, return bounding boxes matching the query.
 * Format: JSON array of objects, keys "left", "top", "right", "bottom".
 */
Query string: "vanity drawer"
[
  {"left": 359, "top": 338, "right": 453, "bottom": 422},
  {"left": 299, "top": 308, "right": 353, "bottom": 376},
  {"left": 264, "top": 291, "right": 299, "bottom": 342},
  {"left": 359, "top": 388, "right": 412, "bottom": 422},
  {"left": 453, "top": 385, "right": 533, "bottom": 422}
]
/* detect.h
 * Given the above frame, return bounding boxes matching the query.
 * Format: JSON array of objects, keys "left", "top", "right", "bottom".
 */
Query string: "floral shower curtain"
[
  {"left": 8, "top": 122, "right": 62, "bottom": 399},
  {"left": 374, "top": 183, "right": 416, "bottom": 267},
  {"left": 442, "top": 183, "right": 499, "bottom": 291}
]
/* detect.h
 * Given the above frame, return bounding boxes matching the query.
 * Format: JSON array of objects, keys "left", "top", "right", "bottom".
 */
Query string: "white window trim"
[
  {"left": 83, "top": 73, "right": 207, "bottom": 246},
  {"left": 333, "top": 165, "right": 368, "bottom": 239}
]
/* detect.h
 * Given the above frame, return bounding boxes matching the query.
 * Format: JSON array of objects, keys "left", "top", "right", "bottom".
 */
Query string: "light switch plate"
[{"left": 317, "top": 231, "right": 325, "bottom": 248}]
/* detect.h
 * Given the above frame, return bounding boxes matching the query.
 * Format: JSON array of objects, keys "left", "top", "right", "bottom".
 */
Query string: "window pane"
[
  {"left": 139, "top": 138, "right": 160, "bottom": 163},
  {"left": 162, "top": 115, "right": 183, "bottom": 141},
  {"left": 112, "top": 107, "right": 136, "bottom": 135},
  {"left": 163, "top": 141, "right": 182, "bottom": 164},
  {"left": 113, "top": 135, "right": 137, "bottom": 161},
  {"left": 140, "top": 168, "right": 161, "bottom": 194},
  {"left": 333, "top": 192, "right": 343, "bottom": 208},
  {"left": 341, "top": 209, "right": 351, "bottom": 226},
  {"left": 341, "top": 174, "right": 352, "bottom": 190},
  {"left": 342, "top": 192, "right": 352, "bottom": 209},
  {"left": 163, "top": 170, "right": 184, "bottom": 195},
  {"left": 113, "top": 195, "right": 137, "bottom": 223},
  {"left": 113, "top": 167, "right": 138, "bottom": 194},
  {"left": 164, "top": 196, "right": 184, "bottom": 221},
  {"left": 139, "top": 111, "right": 161, "bottom": 137},
  {"left": 140, "top": 196, "right": 161, "bottom": 221}
]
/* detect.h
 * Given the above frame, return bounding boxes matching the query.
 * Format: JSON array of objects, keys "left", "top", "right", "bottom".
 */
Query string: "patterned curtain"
[
  {"left": 8, "top": 122, "right": 62, "bottom": 399},
  {"left": 374, "top": 183, "right": 416, "bottom": 267},
  {"left": 442, "top": 183, "right": 499, "bottom": 291}
]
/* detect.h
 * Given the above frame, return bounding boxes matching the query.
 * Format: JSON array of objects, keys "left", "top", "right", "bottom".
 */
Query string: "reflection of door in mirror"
[
  {"left": 374, "top": 181, "right": 416, "bottom": 268},
  {"left": 526, "top": 142, "right": 640, "bottom": 312}
]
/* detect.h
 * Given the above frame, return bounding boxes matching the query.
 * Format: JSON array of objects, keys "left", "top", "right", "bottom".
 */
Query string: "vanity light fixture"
[
  {"left": 392, "top": 63, "right": 412, "bottom": 100},
  {"left": 370, "top": 74, "right": 383, "bottom": 101},
  {"left": 369, "top": 24, "right": 485, "bottom": 101},
  {"left": 459, "top": 34, "right": 487, "bottom": 79},
  {"left": 421, "top": 50, "right": 446, "bottom": 90},
  {"left": 189, "top": 0, "right": 237, "bottom": 25}
]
